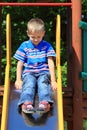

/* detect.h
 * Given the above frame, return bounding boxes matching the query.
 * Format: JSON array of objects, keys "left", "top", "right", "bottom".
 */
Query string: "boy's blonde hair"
[{"left": 27, "top": 18, "right": 45, "bottom": 33}]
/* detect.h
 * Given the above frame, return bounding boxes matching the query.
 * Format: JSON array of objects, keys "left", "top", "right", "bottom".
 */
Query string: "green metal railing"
[{"left": 79, "top": 21, "right": 87, "bottom": 92}]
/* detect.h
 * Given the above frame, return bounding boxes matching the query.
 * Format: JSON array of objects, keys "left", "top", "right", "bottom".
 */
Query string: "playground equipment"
[
  {"left": 0, "top": 2, "right": 72, "bottom": 6},
  {"left": 1, "top": 14, "right": 11, "bottom": 130},
  {"left": 79, "top": 21, "right": 87, "bottom": 92},
  {"left": 1, "top": 15, "right": 11, "bottom": 130},
  {"left": 56, "top": 15, "right": 64, "bottom": 130},
  {"left": 0, "top": 0, "right": 84, "bottom": 130}
]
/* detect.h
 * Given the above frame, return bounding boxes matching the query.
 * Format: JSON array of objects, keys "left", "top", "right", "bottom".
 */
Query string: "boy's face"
[{"left": 27, "top": 31, "right": 45, "bottom": 46}]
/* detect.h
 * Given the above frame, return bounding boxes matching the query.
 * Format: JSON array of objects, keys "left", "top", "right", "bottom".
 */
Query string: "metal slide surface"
[{"left": 7, "top": 87, "right": 58, "bottom": 130}]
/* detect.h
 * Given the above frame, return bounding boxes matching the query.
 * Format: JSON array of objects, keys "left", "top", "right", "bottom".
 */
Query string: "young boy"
[{"left": 14, "top": 18, "right": 57, "bottom": 114}]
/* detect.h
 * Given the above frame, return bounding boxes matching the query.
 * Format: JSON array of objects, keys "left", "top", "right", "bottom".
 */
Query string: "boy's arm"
[
  {"left": 15, "top": 60, "right": 23, "bottom": 89},
  {"left": 48, "top": 56, "right": 57, "bottom": 91}
]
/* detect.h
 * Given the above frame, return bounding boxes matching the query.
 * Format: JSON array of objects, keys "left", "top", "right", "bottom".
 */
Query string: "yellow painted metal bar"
[
  {"left": 1, "top": 14, "right": 11, "bottom": 130},
  {"left": 56, "top": 15, "right": 64, "bottom": 130}
]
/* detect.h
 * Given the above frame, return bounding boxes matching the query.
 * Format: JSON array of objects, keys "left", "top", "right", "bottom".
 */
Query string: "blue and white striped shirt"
[{"left": 14, "top": 40, "right": 56, "bottom": 76}]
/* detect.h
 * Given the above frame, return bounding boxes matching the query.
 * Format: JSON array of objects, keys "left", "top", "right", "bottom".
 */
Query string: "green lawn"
[
  {"left": 83, "top": 120, "right": 87, "bottom": 130},
  {"left": 64, "top": 120, "right": 87, "bottom": 130}
]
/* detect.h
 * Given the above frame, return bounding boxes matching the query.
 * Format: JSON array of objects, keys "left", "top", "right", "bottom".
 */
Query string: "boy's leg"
[
  {"left": 18, "top": 73, "right": 37, "bottom": 113},
  {"left": 37, "top": 72, "right": 53, "bottom": 113},
  {"left": 37, "top": 72, "right": 53, "bottom": 103}
]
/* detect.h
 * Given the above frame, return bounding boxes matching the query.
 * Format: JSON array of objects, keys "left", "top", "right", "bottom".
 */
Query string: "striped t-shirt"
[{"left": 14, "top": 39, "right": 56, "bottom": 76}]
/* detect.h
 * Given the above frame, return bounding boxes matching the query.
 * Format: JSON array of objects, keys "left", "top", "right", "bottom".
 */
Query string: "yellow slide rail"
[
  {"left": 1, "top": 14, "right": 11, "bottom": 130},
  {"left": 56, "top": 15, "right": 64, "bottom": 130}
]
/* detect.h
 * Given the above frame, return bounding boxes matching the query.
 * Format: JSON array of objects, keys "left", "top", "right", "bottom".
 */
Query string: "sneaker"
[
  {"left": 36, "top": 101, "right": 50, "bottom": 114},
  {"left": 22, "top": 102, "right": 35, "bottom": 114}
]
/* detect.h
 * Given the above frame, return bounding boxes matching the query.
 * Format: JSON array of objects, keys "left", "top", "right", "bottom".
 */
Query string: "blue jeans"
[{"left": 18, "top": 71, "right": 53, "bottom": 106}]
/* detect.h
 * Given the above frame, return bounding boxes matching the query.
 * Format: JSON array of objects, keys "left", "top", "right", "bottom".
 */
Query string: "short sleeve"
[
  {"left": 47, "top": 44, "right": 56, "bottom": 57},
  {"left": 13, "top": 43, "right": 26, "bottom": 62}
]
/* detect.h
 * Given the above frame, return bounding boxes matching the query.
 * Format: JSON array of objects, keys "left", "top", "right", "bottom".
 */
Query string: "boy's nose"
[{"left": 34, "top": 38, "right": 38, "bottom": 41}]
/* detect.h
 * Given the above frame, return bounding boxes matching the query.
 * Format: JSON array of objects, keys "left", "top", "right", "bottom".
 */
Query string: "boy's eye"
[
  {"left": 31, "top": 36, "right": 41, "bottom": 39},
  {"left": 31, "top": 36, "right": 35, "bottom": 39},
  {"left": 38, "top": 36, "right": 41, "bottom": 38}
]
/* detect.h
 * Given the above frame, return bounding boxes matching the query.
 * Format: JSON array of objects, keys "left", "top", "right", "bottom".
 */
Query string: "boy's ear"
[
  {"left": 43, "top": 31, "right": 45, "bottom": 36},
  {"left": 26, "top": 30, "right": 30, "bottom": 37}
]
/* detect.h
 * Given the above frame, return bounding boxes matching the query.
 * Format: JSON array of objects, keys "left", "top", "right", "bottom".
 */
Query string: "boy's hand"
[
  {"left": 51, "top": 81, "right": 57, "bottom": 91},
  {"left": 15, "top": 80, "right": 23, "bottom": 89}
]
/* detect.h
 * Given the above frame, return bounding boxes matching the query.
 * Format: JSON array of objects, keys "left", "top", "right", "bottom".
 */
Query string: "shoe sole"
[{"left": 36, "top": 109, "right": 49, "bottom": 115}]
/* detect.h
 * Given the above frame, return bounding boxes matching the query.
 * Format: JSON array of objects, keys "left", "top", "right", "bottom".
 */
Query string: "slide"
[
  {"left": 1, "top": 14, "right": 64, "bottom": 130},
  {"left": 7, "top": 86, "right": 58, "bottom": 130}
]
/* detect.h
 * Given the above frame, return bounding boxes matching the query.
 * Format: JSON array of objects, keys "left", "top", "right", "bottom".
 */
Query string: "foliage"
[
  {"left": 1, "top": 0, "right": 86, "bottom": 86},
  {"left": 10, "top": 58, "right": 17, "bottom": 81},
  {"left": 61, "top": 62, "right": 67, "bottom": 86},
  {"left": 56, "top": 61, "right": 67, "bottom": 86},
  {"left": 82, "top": 0, "right": 87, "bottom": 22}
]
